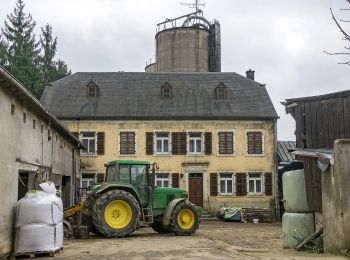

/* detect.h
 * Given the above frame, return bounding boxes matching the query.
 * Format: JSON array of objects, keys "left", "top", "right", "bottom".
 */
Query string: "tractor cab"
[{"left": 104, "top": 160, "right": 151, "bottom": 206}]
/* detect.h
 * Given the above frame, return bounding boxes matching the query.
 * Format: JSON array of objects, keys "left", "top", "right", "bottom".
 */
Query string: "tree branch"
[
  {"left": 330, "top": 8, "right": 350, "bottom": 41},
  {"left": 323, "top": 51, "right": 350, "bottom": 55}
]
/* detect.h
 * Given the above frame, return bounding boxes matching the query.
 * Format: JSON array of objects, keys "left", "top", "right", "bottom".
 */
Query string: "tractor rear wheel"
[
  {"left": 170, "top": 201, "right": 199, "bottom": 236},
  {"left": 150, "top": 221, "right": 171, "bottom": 234},
  {"left": 92, "top": 190, "right": 140, "bottom": 238}
]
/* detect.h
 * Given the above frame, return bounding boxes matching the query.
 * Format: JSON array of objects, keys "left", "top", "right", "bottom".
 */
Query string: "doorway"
[{"left": 188, "top": 173, "right": 203, "bottom": 207}]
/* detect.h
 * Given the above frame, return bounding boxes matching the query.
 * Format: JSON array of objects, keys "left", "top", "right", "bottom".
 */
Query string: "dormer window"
[
  {"left": 161, "top": 83, "right": 172, "bottom": 99},
  {"left": 87, "top": 81, "right": 99, "bottom": 98},
  {"left": 214, "top": 83, "right": 227, "bottom": 99}
]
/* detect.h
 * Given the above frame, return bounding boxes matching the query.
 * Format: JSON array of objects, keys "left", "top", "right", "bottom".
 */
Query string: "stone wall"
[{"left": 322, "top": 139, "right": 350, "bottom": 254}]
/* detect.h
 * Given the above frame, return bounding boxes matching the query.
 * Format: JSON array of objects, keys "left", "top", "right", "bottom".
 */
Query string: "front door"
[{"left": 188, "top": 173, "right": 203, "bottom": 207}]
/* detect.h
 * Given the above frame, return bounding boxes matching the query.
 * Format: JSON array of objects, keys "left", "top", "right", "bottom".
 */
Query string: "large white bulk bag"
[
  {"left": 16, "top": 191, "right": 63, "bottom": 226},
  {"left": 282, "top": 170, "right": 311, "bottom": 213},
  {"left": 282, "top": 212, "right": 315, "bottom": 249},
  {"left": 14, "top": 222, "right": 63, "bottom": 253}
]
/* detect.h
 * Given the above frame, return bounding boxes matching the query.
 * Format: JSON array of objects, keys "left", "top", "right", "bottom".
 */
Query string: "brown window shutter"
[
  {"left": 172, "top": 132, "right": 186, "bottom": 155},
  {"left": 236, "top": 173, "right": 247, "bottom": 196},
  {"left": 120, "top": 132, "right": 136, "bottom": 154},
  {"left": 180, "top": 132, "right": 187, "bottom": 155},
  {"left": 265, "top": 172, "right": 273, "bottom": 196},
  {"left": 204, "top": 132, "right": 212, "bottom": 155},
  {"left": 96, "top": 173, "right": 105, "bottom": 184},
  {"left": 172, "top": 173, "right": 179, "bottom": 188},
  {"left": 97, "top": 132, "right": 105, "bottom": 155},
  {"left": 210, "top": 173, "right": 218, "bottom": 196},
  {"left": 247, "top": 132, "right": 262, "bottom": 154},
  {"left": 218, "top": 132, "right": 234, "bottom": 154},
  {"left": 172, "top": 132, "right": 180, "bottom": 155},
  {"left": 146, "top": 132, "right": 154, "bottom": 155},
  {"left": 71, "top": 132, "right": 79, "bottom": 138}
]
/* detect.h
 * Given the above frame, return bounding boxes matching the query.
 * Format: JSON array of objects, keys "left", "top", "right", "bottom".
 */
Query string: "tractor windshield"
[{"left": 106, "top": 163, "right": 148, "bottom": 187}]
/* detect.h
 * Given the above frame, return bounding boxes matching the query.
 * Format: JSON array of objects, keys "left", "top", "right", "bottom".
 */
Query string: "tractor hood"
[{"left": 153, "top": 187, "right": 188, "bottom": 209}]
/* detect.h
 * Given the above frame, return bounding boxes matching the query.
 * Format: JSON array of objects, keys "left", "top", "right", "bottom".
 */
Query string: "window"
[
  {"left": 161, "top": 83, "right": 172, "bottom": 99},
  {"left": 219, "top": 173, "right": 233, "bottom": 194},
  {"left": 80, "top": 173, "right": 96, "bottom": 197},
  {"left": 23, "top": 113, "right": 26, "bottom": 123},
  {"left": 155, "top": 173, "right": 171, "bottom": 187},
  {"left": 33, "top": 119, "right": 36, "bottom": 129},
  {"left": 119, "top": 131, "right": 136, "bottom": 155},
  {"left": 86, "top": 81, "right": 99, "bottom": 98},
  {"left": 11, "top": 104, "right": 15, "bottom": 115},
  {"left": 247, "top": 131, "right": 263, "bottom": 155},
  {"left": 188, "top": 132, "right": 202, "bottom": 154},
  {"left": 80, "top": 131, "right": 96, "bottom": 155},
  {"left": 214, "top": 83, "right": 227, "bottom": 99},
  {"left": 218, "top": 131, "right": 234, "bottom": 154},
  {"left": 248, "top": 173, "right": 262, "bottom": 195},
  {"left": 155, "top": 132, "right": 170, "bottom": 154},
  {"left": 41, "top": 125, "right": 43, "bottom": 134}
]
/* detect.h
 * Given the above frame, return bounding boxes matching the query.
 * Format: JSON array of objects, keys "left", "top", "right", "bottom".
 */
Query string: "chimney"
[{"left": 246, "top": 69, "right": 255, "bottom": 80}]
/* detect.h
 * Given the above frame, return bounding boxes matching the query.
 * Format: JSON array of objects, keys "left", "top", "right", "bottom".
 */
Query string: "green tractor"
[{"left": 67, "top": 160, "right": 201, "bottom": 238}]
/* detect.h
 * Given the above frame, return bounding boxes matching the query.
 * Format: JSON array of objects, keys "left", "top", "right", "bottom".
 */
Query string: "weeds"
[{"left": 290, "top": 228, "right": 324, "bottom": 254}]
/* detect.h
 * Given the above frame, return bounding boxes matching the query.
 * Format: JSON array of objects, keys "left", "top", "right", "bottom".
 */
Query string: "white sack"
[
  {"left": 14, "top": 222, "right": 63, "bottom": 253},
  {"left": 282, "top": 170, "right": 312, "bottom": 213},
  {"left": 282, "top": 212, "right": 315, "bottom": 249},
  {"left": 16, "top": 191, "right": 63, "bottom": 226}
]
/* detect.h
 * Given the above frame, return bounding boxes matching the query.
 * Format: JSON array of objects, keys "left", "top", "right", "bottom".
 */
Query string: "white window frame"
[
  {"left": 219, "top": 172, "right": 234, "bottom": 195},
  {"left": 154, "top": 131, "right": 171, "bottom": 155},
  {"left": 216, "top": 130, "right": 236, "bottom": 156},
  {"left": 80, "top": 173, "right": 97, "bottom": 197},
  {"left": 154, "top": 172, "right": 172, "bottom": 187},
  {"left": 247, "top": 172, "right": 263, "bottom": 195},
  {"left": 187, "top": 131, "right": 204, "bottom": 155},
  {"left": 79, "top": 130, "right": 97, "bottom": 156},
  {"left": 118, "top": 129, "right": 137, "bottom": 156},
  {"left": 245, "top": 129, "right": 265, "bottom": 156}
]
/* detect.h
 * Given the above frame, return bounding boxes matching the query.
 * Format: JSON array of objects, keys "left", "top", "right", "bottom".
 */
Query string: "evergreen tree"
[
  {"left": 39, "top": 24, "right": 70, "bottom": 85},
  {"left": 1, "top": 0, "right": 43, "bottom": 97},
  {"left": 0, "top": 35, "right": 8, "bottom": 65}
]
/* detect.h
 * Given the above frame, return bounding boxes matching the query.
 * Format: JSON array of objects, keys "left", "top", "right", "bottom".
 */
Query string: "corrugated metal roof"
[
  {"left": 40, "top": 72, "right": 278, "bottom": 120},
  {"left": 277, "top": 141, "right": 296, "bottom": 163}
]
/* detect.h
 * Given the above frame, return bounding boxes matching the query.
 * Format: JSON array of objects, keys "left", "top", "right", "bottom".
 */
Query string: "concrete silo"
[{"left": 145, "top": 10, "right": 221, "bottom": 72}]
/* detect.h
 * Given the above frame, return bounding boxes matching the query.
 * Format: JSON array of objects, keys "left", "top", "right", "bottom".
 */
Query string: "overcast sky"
[{"left": 1, "top": 0, "right": 349, "bottom": 140}]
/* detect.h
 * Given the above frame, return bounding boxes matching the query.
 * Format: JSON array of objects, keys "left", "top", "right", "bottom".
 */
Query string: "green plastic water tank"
[
  {"left": 282, "top": 212, "right": 315, "bottom": 249},
  {"left": 282, "top": 170, "right": 311, "bottom": 213}
]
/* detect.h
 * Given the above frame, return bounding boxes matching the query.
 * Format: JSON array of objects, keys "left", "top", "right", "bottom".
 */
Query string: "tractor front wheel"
[
  {"left": 170, "top": 201, "right": 199, "bottom": 236},
  {"left": 92, "top": 190, "right": 140, "bottom": 238}
]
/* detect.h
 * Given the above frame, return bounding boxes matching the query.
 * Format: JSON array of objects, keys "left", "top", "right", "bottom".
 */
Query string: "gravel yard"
[{"left": 48, "top": 221, "right": 346, "bottom": 260}]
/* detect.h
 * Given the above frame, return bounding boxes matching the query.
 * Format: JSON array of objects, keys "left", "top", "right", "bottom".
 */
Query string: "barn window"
[
  {"left": 86, "top": 81, "right": 99, "bottom": 98},
  {"left": 214, "top": 83, "right": 227, "bottom": 99},
  {"left": 161, "top": 83, "right": 172, "bottom": 99}
]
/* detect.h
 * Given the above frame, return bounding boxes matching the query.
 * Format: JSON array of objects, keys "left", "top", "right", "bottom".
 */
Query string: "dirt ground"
[{"left": 48, "top": 221, "right": 346, "bottom": 260}]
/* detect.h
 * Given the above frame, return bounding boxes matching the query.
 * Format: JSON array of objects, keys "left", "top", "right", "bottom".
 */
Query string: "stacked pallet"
[
  {"left": 282, "top": 170, "right": 315, "bottom": 248},
  {"left": 242, "top": 207, "right": 273, "bottom": 223}
]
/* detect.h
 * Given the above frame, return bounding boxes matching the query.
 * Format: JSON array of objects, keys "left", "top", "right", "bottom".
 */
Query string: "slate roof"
[
  {"left": 277, "top": 141, "right": 296, "bottom": 164},
  {"left": 40, "top": 72, "right": 278, "bottom": 120}
]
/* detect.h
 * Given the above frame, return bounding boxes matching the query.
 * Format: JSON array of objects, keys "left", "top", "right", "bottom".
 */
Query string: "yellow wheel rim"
[
  {"left": 104, "top": 200, "right": 132, "bottom": 229},
  {"left": 177, "top": 209, "right": 195, "bottom": 229}
]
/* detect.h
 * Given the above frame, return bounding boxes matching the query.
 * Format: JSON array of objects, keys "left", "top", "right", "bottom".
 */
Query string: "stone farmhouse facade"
[{"left": 40, "top": 71, "right": 278, "bottom": 216}]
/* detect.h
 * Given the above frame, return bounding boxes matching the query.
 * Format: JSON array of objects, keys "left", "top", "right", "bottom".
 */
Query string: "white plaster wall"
[{"left": 0, "top": 86, "right": 78, "bottom": 256}]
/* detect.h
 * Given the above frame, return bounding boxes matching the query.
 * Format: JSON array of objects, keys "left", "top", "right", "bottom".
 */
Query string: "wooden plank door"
[{"left": 188, "top": 173, "right": 203, "bottom": 207}]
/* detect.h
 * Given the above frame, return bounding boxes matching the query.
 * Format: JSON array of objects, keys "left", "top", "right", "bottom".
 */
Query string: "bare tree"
[{"left": 325, "top": 0, "right": 350, "bottom": 65}]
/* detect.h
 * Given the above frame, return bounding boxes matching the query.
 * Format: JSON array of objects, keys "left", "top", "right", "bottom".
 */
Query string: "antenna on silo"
[{"left": 180, "top": 0, "right": 205, "bottom": 13}]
